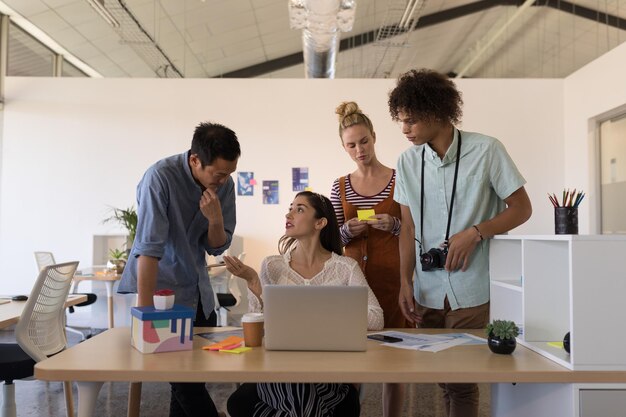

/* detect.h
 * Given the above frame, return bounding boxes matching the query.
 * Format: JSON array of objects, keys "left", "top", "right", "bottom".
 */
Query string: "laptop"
[{"left": 263, "top": 285, "right": 368, "bottom": 352}]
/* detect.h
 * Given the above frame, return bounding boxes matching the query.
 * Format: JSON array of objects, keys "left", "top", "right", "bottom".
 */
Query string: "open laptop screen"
[{"left": 263, "top": 285, "right": 368, "bottom": 351}]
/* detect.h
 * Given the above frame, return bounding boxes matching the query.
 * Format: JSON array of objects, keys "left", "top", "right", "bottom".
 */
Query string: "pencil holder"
[{"left": 554, "top": 207, "right": 578, "bottom": 235}]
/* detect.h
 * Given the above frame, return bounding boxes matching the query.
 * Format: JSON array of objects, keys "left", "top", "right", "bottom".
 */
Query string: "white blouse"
[{"left": 247, "top": 251, "right": 384, "bottom": 331}]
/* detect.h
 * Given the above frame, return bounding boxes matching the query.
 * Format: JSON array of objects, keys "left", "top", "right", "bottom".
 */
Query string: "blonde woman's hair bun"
[
  {"left": 335, "top": 101, "right": 362, "bottom": 122},
  {"left": 336, "top": 101, "right": 374, "bottom": 138}
]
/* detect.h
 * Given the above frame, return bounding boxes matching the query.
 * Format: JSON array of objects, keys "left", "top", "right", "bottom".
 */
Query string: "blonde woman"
[{"left": 331, "top": 102, "right": 408, "bottom": 417}]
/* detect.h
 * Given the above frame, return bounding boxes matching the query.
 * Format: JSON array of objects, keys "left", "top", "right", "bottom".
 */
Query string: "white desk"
[{"left": 0, "top": 294, "right": 88, "bottom": 330}]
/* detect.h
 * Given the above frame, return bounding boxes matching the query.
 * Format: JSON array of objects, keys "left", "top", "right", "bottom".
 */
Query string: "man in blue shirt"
[
  {"left": 119, "top": 122, "right": 240, "bottom": 417},
  {"left": 389, "top": 69, "right": 532, "bottom": 417}
]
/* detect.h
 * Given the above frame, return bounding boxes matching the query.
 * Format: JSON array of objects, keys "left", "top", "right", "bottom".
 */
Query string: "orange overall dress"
[{"left": 339, "top": 176, "right": 409, "bottom": 328}]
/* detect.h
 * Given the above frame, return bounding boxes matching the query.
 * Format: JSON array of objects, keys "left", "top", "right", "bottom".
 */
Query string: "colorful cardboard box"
[{"left": 131, "top": 305, "right": 194, "bottom": 353}]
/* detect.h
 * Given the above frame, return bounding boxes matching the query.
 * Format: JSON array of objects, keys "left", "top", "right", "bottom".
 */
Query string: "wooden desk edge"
[
  {"left": 73, "top": 274, "right": 121, "bottom": 282},
  {"left": 34, "top": 327, "right": 626, "bottom": 385}
]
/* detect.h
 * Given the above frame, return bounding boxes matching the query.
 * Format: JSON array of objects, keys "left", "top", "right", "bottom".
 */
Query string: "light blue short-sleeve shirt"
[
  {"left": 118, "top": 151, "right": 236, "bottom": 318},
  {"left": 394, "top": 130, "right": 525, "bottom": 310}
]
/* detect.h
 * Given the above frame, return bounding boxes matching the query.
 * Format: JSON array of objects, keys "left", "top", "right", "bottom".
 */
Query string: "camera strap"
[{"left": 418, "top": 129, "right": 462, "bottom": 255}]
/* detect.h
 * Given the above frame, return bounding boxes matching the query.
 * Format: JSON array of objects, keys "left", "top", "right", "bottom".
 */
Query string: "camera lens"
[
  {"left": 420, "top": 248, "right": 446, "bottom": 271},
  {"left": 420, "top": 253, "right": 434, "bottom": 266}
]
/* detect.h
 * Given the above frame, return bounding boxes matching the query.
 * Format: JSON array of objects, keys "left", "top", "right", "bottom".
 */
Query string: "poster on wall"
[
  {"left": 237, "top": 172, "right": 255, "bottom": 196},
  {"left": 263, "top": 180, "right": 279, "bottom": 205},
  {"left": 292, "top": 167, "right": 309, "bottom": 191}
]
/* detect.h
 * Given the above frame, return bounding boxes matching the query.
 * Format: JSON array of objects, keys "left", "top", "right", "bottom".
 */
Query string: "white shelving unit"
[{"left": 490, "top": 235, "right": 626, "bottom": 417}]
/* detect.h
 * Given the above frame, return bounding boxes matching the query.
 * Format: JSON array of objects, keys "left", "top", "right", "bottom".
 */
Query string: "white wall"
[
  {"left": 1, "top": 77, "right": 562, "bottom": 296},
  {"left": 564, "top": 41, "right": 626, "bottom": 233}
]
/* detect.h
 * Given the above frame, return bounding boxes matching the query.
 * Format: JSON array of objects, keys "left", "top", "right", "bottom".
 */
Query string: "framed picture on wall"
[
  {"left": 263, "top": 180, "right": 279, "bottom": 205},
  {"left": 237, "top": 172, "right": 255, "bottom": 196},
  {"left": 292, "top": 167, "right": 309, "bottom": 191}
]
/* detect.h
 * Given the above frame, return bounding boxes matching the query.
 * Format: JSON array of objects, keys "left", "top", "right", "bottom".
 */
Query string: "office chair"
[
  {"left": 0, "top": 261, "right": 79, "bottom": 417},
  {"left": 214, "top": 253, "right": 247, "bottom": 327},
  {"left": 34, "top": 251, "right": 97, "bottom": 340}
]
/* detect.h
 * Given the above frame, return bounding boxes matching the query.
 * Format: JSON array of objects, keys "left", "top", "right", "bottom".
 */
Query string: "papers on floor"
[{"left": 370, "top": 331, "right": 486, "bottom": 353}]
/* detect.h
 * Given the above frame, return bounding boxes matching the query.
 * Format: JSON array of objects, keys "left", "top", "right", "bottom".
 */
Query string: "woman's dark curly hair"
[{"left": 388, "top": 69, "right": 463, "bottom": 125}]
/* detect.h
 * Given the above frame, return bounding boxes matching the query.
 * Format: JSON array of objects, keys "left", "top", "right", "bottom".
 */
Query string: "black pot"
[
  {"left": 488, "top": 334, "right": 517, "bottom": 354},
  {"left": 563, "top": 332, "right": 570, "bottom": 354}
]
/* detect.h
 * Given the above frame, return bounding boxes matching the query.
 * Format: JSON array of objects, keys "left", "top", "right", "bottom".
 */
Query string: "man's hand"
[
  {"left": 199, "top": 188, "right": 223, "bottom": 222},
  {"left": 398, "top": 282, "right": 421, "bottom": 325},
  {"left": 445, "top": 227, "right": 481, "bottom": 272}
]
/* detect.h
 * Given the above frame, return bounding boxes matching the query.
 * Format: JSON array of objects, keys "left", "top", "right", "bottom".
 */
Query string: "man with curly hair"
[{"left": 388, "top": 69, "right": 532, "bottom": 417}]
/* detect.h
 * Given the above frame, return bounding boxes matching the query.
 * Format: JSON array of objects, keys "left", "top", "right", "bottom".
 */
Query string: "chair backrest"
[
  {"left": 16, "top": 261, "right": 79, "bottom": 362},
  {"left": 228, "top": 253, "right": 247, "bottom": 309},
  {"left": 34, "top": 251, "right": 56, "bottom": 272}
]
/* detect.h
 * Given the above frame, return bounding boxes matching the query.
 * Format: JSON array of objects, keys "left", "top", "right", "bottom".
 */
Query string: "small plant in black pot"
[{"left": 486, "top": 320, "right": 519, "bottom": 354}]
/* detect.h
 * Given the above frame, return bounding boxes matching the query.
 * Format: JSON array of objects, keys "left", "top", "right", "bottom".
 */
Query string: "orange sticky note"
[
  {"left": 218, "top": 342, "right": 242, "bottom": 351},
  {"left": 202, "top": 336, "right": 244, "bottom": 351}
]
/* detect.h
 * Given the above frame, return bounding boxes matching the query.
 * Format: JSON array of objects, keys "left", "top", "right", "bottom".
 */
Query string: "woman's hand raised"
[
  {"left": 223, "top": 255, "right": 263, "bottom": 300},
  {"left": 223, "top": 255, "right": 257, "bottom": 283}
]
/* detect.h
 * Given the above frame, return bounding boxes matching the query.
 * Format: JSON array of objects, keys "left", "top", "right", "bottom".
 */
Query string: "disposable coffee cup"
[
  {"left": 241, "top": 313, "right": 264, "bottom": 347},
  {"left": 554, "top": 207, "right": 578, "bottom": 235}
]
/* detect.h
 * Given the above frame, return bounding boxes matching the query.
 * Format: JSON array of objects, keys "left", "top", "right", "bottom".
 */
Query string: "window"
[
  {"left": 7, "top": 22, "right": 54, "bottom": 76},
  {"left": 6, "top": 22, "right": 87, "bottom": 77},
  {"left": 599, "top": 113, "right": 626, "bottom": 234}
]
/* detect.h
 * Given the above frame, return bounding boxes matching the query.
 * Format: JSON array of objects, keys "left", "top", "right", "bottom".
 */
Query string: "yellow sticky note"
[
  {"left": 357, "top": 209, "right": 376, "bottom": 221},
  {"left": 220, "top": 347, "right": 252, "bottom": 354},
  {"left": 547, "top": 341, "right": 564, "bottom": 349}
]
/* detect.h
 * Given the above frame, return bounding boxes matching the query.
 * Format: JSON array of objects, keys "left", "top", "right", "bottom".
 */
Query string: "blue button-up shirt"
[
  {"left": 394, "top": 130, "right": 525, "bottom": 310},
  {"left": 118, "top": 151, "right": 236, "bottom": 319}
]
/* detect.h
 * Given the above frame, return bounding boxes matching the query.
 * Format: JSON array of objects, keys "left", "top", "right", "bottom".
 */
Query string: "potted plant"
[
  {"left": 485, "top": 319, "right": 519, "bottom": 354},
  {"left": 103, "top": 205, "right": 138, "bottom": 251},
  {"left": 107, "top": 248, "right": 127, "bottom": 274}
]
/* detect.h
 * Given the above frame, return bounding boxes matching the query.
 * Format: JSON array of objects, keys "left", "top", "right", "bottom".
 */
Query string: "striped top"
[
  {"left": 245, "top": 252, "right": 383, "bottom": 416},
  {"left": 330, "top": 172, "right": 401, "bottom": 246}
]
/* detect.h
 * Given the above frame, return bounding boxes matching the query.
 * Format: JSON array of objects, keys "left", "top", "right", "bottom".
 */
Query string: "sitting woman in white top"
[{"left": 223, "top": 190, "right": 384, "bottom": 417}]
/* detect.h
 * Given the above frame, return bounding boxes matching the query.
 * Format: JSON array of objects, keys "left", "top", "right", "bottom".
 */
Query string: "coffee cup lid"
[{"left": 242, "top": 312, "right": 264, "bottom": 323}]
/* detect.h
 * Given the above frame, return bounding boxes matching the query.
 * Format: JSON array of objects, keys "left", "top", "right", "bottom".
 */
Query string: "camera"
[{"left": 420, "top": 248, "right": 447, "bottom": 271}]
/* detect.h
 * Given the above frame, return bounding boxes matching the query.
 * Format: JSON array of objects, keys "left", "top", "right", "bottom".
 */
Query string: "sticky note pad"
[
  {"left": 547, "top": 341, "right": 564, "bottom": 349},
  {"left": 203, "top": 336, "right": 244, "bottom": 351},
  {"left": 357, "top": 209, "right": 376, "bottom": 221},
  {"left": 220, "top": 347, "right": 252, "bottom": 354}
]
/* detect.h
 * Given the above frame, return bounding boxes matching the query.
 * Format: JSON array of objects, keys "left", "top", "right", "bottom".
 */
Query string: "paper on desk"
[
  {"left": 197, "top": 329, "right": 243, "bottom": 342},
  {"left": 375, "top": 331, "right": 486, "bottom": 352}
]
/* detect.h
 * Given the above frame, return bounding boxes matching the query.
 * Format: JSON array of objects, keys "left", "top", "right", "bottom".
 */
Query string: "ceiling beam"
[
  {"left": 454, "top": 0, "right": 536, "bottom": 78},
  {"left": 220, "top": 0, "right": 505, "bottom": 78},
  {"left": 219, "top": 0, "right": 626, "bottom": 78},
  {"left": 543, "top": 0, "right": 626, "bottom": 30}
]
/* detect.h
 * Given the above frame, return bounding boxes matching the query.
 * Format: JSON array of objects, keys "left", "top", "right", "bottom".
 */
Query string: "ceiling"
[{"left": 2, "top": 0, "right": 626, "bottom": 79}]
